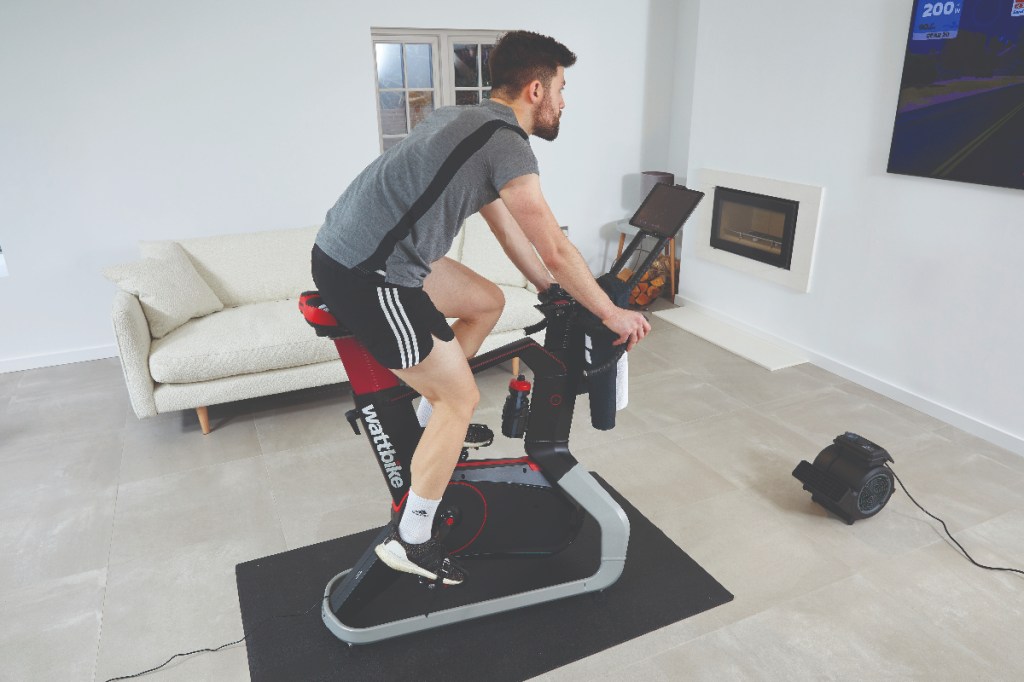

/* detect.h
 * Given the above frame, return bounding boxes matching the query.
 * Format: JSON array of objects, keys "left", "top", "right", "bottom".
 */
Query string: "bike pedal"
[
  {"left": 344, "top": 408, "right": 361, "bottom": 436},
  {"left": 463, "top": 423, "right": 494, "bottom": 450}
]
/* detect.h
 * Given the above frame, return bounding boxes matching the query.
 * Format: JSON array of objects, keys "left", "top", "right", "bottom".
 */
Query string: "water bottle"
[{"left": 501, "top": 374, "right": 531, "bottom": 438}]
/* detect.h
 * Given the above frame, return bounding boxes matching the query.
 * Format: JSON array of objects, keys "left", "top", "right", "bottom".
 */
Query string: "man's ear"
[{"left": 525, "top": 79, "right": 544, "bottom": 104}]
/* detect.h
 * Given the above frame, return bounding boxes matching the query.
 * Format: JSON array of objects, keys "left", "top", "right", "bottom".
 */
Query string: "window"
[
  {"left": 452, "top": 40, "right": 493, "bottom": 105},
  {"left": 372, "top": 35, "right": 439, "bottom": 152},
  {"left": 371, "top": 29, "right": 502, "bottom": 152}
]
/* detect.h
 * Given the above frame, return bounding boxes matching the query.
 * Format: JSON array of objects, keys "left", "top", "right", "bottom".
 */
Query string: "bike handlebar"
[
  {"left": 533, "top": 284, "right": 626, "bottom": 377},
  {"left": 532, "top": 281, "right": 628, "bottom": 430}
]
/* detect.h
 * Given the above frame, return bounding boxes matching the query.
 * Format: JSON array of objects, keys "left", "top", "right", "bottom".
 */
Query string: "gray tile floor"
[{"left": 2, "top": 313, "right": 1023, "bottom": 681}]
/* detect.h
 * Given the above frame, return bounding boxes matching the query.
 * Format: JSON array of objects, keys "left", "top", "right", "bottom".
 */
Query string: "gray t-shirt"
[{"left": 316, "top": 100, "right": 540, "bottom": 287}]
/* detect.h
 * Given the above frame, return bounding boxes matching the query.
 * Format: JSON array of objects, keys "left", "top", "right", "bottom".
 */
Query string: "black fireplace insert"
[{"left": 709, "top": 186, "right": 799, "bottom": 270}]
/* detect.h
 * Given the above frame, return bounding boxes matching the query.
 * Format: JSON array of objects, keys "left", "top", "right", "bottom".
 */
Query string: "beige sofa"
[{"left": 106, "top": 214, "right": 543, "bottom": 434}]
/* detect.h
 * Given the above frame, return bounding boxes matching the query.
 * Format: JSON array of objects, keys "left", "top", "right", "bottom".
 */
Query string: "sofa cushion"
[
  {"left": 447, "top": 286, "right": 542, "bottom": 335},
  {"left": 141, "top": 226, "right": 318, "bottom": 308},
  {"left": 103, "top": 243, "right": 224, "bottom": 339},
  {"left": 458, "top": 213, "right": 528, "bottom": 288},
  {"left": 149, "top": 299, "right": 336, "bottom": 384}
]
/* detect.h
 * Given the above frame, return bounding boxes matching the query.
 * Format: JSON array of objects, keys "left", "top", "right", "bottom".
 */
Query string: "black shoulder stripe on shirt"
[{"left": 358, "top": 119, "right": 528, "bottom": 274}]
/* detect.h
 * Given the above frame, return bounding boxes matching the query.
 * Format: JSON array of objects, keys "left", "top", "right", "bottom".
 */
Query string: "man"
[{"left": 311, "top": 30, "right": 650, "bottom": 585}]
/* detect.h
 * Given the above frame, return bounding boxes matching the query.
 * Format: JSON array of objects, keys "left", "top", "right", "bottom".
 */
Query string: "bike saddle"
[{"left": 299, "top": 291, "right": 351, "bottom": 339}]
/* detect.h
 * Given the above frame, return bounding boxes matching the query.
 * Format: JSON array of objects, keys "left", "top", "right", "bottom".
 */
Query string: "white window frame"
[
  {"left": 446, "top": 32, "right": 500, "bottom": 106},
  {"left": 370, "top": 32, "right": 441, "bottom": 152},
  {"left": 371, "top": 28, "right": 504, "bottom": 152}
]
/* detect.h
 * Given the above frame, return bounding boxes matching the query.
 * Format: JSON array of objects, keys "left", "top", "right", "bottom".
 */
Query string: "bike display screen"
[{"left": 628, "top": 184, "right": 705, "bottom": 238}]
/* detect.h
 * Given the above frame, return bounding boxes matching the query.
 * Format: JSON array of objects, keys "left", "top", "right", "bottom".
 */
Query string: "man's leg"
[
  {"left": 375, "top": 262, "right": 500, "bottom": 584},
  {"left": 390, "top": 334, "right": 479, "bottom": 500},
  {"left": 375, "top": 333, "right": 477, "bottom": 584},
  {"left": 414, "top": 257, "right": 504, "bottom": 429},
  {"left": 423, "top": 257, "right": 504, "bottom": 359}
]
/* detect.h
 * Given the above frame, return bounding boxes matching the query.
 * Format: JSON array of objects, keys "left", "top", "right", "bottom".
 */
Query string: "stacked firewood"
[{"left": 617, "top": 254, "right": 671, "bottom": 307}]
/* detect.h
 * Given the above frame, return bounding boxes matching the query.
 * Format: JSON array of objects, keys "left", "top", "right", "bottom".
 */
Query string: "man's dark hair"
[{"left": 489, "top": 31, "right": 577, "bottom": 97}]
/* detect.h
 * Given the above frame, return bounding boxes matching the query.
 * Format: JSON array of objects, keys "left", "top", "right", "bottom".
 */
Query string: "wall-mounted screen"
[{"left": 887, "top": 0, "right": 1024, "bottom": 191}]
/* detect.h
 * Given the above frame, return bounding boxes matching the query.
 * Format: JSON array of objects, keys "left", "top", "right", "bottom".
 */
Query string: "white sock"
[
  {"left": 415, "top": 398, "right": 433, "bottom": 427},
  {"left": 399, "top": 490, "right": 441, "bottom": 544}
]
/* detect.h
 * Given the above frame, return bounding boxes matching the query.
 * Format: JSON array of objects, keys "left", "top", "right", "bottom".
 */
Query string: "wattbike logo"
[{"left": 361, "top": 404, "right": 404, "bottom": 488}]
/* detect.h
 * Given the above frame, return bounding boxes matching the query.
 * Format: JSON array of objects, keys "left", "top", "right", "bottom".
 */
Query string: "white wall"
[
  {"left": 9, "top": 0, "right": 1015, "bottom": 453},
  {"left": 676, "top": 0, "right": 1024, "bottom": 453},
  {"left": 0, "top": 0, "right": 675, "bottom": 370}
]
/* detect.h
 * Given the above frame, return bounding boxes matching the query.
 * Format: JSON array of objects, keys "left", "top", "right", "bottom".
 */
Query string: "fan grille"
[{"left": 857, "top": 472, "right": 892, "bottom": 514}]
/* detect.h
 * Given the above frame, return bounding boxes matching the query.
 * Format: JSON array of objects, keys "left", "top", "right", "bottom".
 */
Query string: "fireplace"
[
  {"left": 692, "top": 169, "right": 824, "bottom": 293},
  {"left": 709, "top": 187, "right": 799, "bottom": 270}
]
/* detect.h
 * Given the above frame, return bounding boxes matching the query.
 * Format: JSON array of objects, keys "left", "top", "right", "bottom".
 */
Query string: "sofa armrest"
[{"left": 111, "top": 290, "right": 158, "bottom": 418}]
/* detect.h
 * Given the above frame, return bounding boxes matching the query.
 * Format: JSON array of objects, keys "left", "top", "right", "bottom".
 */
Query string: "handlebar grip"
[{"left": 537, "top": 283, "right": 572, "bottom": 305}]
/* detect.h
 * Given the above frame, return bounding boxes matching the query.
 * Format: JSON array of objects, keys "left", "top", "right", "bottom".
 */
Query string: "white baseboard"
[
  {"left": 653, "top": 306, "right": 808, "bottom": 371},
  {"left": 674, "top": 296, "right": 1024, "bottom": 458},
  {"left": 0, "top": 345, "right": 118, "bottom": 374},
  {"left": 804, "top": 351, "right": 1024, "bottom": 457}
]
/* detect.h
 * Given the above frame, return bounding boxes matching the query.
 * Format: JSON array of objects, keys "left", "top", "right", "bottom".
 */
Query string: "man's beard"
[{"left": 533, "top": 92, "right": 561, "bottom": 141}]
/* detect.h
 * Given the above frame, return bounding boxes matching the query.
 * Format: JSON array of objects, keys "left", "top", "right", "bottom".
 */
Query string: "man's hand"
[{"left": 601, "top": 307, "right": 651, "bottom": 351}]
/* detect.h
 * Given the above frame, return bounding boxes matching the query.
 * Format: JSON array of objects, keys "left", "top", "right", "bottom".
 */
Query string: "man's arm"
[
  {"left": 497, "top": 174, "right": 650, "bottom": 349},
  {"left": 478, "top": 198, "right": 556, "bottom": 291}
]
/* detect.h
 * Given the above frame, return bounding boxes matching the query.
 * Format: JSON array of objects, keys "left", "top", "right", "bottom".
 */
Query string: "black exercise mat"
[{"left": 236, "top": 476, "right": 732, "bottom": 682}]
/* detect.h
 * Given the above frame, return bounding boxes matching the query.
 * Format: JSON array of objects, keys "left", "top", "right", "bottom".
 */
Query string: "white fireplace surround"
[{"left": 692, "top": 168, "right": 824, "bottom": 292}]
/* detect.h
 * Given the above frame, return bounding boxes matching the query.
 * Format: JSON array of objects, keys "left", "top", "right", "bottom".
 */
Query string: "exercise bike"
[{"left": 299, "top": 183, "right": 705, "bottom": 646}]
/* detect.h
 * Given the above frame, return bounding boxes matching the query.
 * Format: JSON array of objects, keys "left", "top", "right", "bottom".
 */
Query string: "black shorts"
[{"left": 311, "top": 245, "right": 455, "bottom": 369}]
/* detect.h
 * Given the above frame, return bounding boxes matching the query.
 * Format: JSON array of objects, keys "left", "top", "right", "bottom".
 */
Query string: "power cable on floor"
[
  {"left": 887, "top": 464, "right": 1024, "bottom": 576},
  {"left": 103, "top": 595, "right": 325, "bottom": 681}
]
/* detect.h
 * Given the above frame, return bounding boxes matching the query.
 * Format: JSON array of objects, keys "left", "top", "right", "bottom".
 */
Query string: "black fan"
[{"left": 792, "top": 432, "right": 895, "bottom": 524}]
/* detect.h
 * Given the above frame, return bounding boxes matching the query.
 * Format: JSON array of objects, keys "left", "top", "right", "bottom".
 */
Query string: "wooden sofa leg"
[
  {"left": 196, "top": 406, "right": 211, "bottom": 435},
  {"left": 511, "top": 357, "right": 520, "bottom": 377}
]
